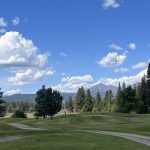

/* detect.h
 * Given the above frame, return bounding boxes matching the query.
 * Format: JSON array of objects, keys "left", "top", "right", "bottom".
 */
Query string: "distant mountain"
[
  {"left": 3, "top": 93, "right": 76, "bottom": 102},
  {"left": 3, "top": 83, "right": 118, "bottom": 102},
  {"left": 4, "top": 94, "right": 36, "bottom": 102},
  {"left": 60, "top": 92, "right": 76, "bottom": 100},
  {"left": 89, "top": 83, "right": 117, "bottom": 97}
]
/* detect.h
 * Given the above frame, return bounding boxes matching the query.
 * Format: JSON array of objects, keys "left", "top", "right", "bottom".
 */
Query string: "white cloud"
[
  {"left": 52, "top": 75, "right": 93, "bottom": 93},
  {"left": 0, "top": 28, "right": 7, "bottom": 34},
  {"left": 60, "top": 52, "right": 67, "bottom": 57},
  {"left": 97, "top": 52, "right": 127, "bottom": 67},
  {"left": 129, "top": 42, "right": 136, "bottom": 50},
  {"left": 0, "top": 18, "right": 7, "bottom": 27},
  {"left": 96, "top": 69, "right": 147, "bottom": 86},
  {"left": 102, "top": 0, "right": 120, "bottom": 9},
  {"left": 0, "top": 31, "right": 54, "bottom": 85},
  {"left": 4, "top": 89, "right": 20, "bottom": 96},
  {"left": 132, "top": 62, "right": 147, "bottom": 69},
  {"left": 12, "top": 16, "right": 20, "bottom": 26},
  {"left": 109, "top": 43, "right": 123, "bottom": 51},
  {"left": 114, "top": 67, "right": 129, "bottom": 73}
]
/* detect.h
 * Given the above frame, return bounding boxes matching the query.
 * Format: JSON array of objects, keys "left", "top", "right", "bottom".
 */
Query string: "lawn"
[
  {"left": 0, "top": 131, "right": 150, "bottom": 150},
  {"left": 0, "top": 113, "right": 150, "bottom": 150}
]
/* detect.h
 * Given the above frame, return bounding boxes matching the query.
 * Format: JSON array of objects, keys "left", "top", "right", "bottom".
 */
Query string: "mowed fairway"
[{"left": 0, "top": 113, "right": 150, "bottom": 150}]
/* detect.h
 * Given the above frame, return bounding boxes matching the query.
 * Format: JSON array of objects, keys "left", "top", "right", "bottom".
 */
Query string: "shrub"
[{"left": 12, "top": 109, "right": 27, "bottom": 118}]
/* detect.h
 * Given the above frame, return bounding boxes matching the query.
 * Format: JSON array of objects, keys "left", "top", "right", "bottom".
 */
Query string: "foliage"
[
  {"left": 67, "top": 96, "right": 74, "bottom": 113},
  {"left": 92, "top": 91, "right": 102, "bottom": 112},
  {"left": 75, "top": 87, "right": 85, "bottom": 112},
  {"left": 82, "top": 89, "right": 93, "bottom": 113},
  {"left": 34, "top": 85, "right": 63, "bottom": 119},
  {"left": 12, "top": 109, "right": 27, "bottom": 118},
  {"left": 0, "top": 89, "right": 6, "bottom": 117}
]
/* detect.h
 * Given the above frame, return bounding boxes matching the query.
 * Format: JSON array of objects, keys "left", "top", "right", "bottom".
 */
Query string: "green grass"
[
  {"left": 0, "top": 131, "right": 150, "bottom": 150},
  {"left": 0, "top": 113, "right": 150, "bottom": 150}
]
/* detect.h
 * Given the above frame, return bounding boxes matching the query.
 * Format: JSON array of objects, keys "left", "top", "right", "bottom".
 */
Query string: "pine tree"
[
  {"left": 50, "top": 90, "right": 63, "bottom": 119},
  {"left": 0, "top": 89, "right": 6, "bottom": 117},
  {"left": 122, "top": 85, "right": 137, "bottom": 113},
  {"left": 35, "top": 85, "right": 63, "bottom": 119},
  {"left": 75, "top": 87, "right": 85, "bottom": 112},
  {"left": 35, "top": 85, "right": 47, "bottom": 118},
  {"left": 104, "top": 90, "right": 113, "bottom": 112},
  {"left": 67, "top": 96, "right": 74, "bottom": 113},
  {"left": 82, "top": 89, "right": 93, "bottom": 113},
  {"left": 115, "top": 83, "right": 121, "bottom": 112},
  {"left": 146, "top": 62, "right": 150, "bottom": 113},
  {"left": 92, "top": 91, "right": 102, "bottom": 112},
  {"left": 136, "top": 76, "right": 147, "bottom": 113}
]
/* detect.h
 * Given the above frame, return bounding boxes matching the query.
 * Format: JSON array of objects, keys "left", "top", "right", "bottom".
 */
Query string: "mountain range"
[{"left": 3, "top": 83, "right": 118, "bottom": 102}]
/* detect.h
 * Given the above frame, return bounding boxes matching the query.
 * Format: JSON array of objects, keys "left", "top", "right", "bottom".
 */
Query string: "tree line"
[
  {"left": 0, "top": 63, "right": 150, "bottom": 118},
  {"left": 64, "top": 63, "right": 150, "bottom": 114}
]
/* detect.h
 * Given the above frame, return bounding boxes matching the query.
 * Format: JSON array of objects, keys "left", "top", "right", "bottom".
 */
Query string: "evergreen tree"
[
  {"left": 49, "top": 90, "right": 63, "bottom": 119},
  {"left": 136, "top": 83, "right": 144, "bottom": 113},
  {"left": 82, "top": 89, "right": 93, "bottom": 113},
  {"left": 67, "top": 96, "right": 74, "bottom": 113},
  {"left": 121, "top": 85, "right": 137, "bottom": 113},
  {"left": 115, "top": 83, "right": 121, "bottom": 112},
  {"left": 35, "top": 85, "right": 63, "bottom": 119},
  {"left": 35, "top": 85, "right": 47, "bottom": 118},
  {"left": 75, "top": 87, "right": 85, "bottom": 112},
  {"left": 92, "top": 91, "right": 102, "bottom": 112},
  {"left": 136, "top": 76, "right": 147, "bottom": 113},
  {"left": 104, "top": 90, "right": 113, "bottom": 112},
  {"left": 146, "top": 62, "right": 150, "bottom": 113},
  {"left": 0, "top": 89, "right": 6, "bottom": 117}
]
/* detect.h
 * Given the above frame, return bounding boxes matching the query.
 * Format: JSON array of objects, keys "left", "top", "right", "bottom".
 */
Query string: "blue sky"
[{"left": 0, "top": 0, "right": 150, "bottom": 95}]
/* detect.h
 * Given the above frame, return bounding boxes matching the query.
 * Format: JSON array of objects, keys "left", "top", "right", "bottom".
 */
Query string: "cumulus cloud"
[
  {"left": 109, "top": 43, "right": 123, "bottom": 51},
  {"left": 52, "top": 75, "right": 93, "bottom": 93},
  {"left": 60, "top": 52, "right": 67, "bottom": 57},
  {"left": 114, "top": 67, "right": 129, "bottom": 73},
  {"left": 0, "top": 31, "right": 54, "bottom": 85},
  {"left": 132, "top": 62, "right": 147, "bottom": 69},
  {"left": 4, "top": 89, "right": 20, "bottom": 96},
  {"left": 97, "top": 52, "right": 127, "bottom": 67},
  {"left": 102, "top": 0, "right": 120, "bottom": 9},
  {"left": 0, "top": 18, "right": 7, "bottom": 27},
  {"left": 129, "top": 42, "right": 136, "bottom": 50},
  {"left": 12, "top": 16, "right": 20, "bottom": 26},
  {"left": 96, "top": 69, "right": 147, "bottom": 86}
]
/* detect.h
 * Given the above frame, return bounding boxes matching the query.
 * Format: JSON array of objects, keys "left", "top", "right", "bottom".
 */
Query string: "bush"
[{"left": 12, "top": 109, "right": 27, "bottom": 118}]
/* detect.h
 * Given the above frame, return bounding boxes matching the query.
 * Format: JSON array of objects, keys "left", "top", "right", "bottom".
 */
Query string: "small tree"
[
  {"left": 48, "top": 90, "right": 63, "bottom": 119},
  {"left": 35, "top": 86, "right": 63, "bottom": 119},
  {"left": 146, "top": 62, "right": 150, "bottom": 113},
  {"left": 82, "top": 89, "right": 93, "bottom": 113},
  {"left": 12, "top": 109, "right": 27, "bottom": 118},
  {"left": 75, "top": 87, "right": 85, "bottom": 112},
  {"left": 0, "top": 89, "right": 6, "bottom": 117},
  {"left": 67, "top": 96, "right": 74, "bottom": 113},
  {"left": 92, "top": 91, "right": 102, "bottom": 112},
  {"left": 35, "top": 85, "right": 47, "bottom": 118}
]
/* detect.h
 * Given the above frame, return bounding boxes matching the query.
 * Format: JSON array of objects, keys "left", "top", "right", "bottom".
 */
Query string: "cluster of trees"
[
  {"left": 34, "top": 85, "right": 63, "bottom": 119},
  {"left": 0, "top": 63, "right": 150, "bottom": 118},
  {"left": 64, "top": 88, "right": 115, "bottom": 113},
  {"left": 116, "top": 63, "right": 150, "bottom": 114},
  {"left": 64, "top": 63, "right": 150, "bottom": 114}
]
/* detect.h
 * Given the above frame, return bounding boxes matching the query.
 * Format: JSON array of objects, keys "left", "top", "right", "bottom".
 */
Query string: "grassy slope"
[
  {"left": 1, "top": 113, "right": 149, "bottom": 135},
  {"left": 0, "top": 113, "right": 150, "bottom": 150}
]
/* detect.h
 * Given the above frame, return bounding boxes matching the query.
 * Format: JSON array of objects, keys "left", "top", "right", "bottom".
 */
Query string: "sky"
[{"left": 0, "top": 0, "right": 150, "bottom": 95}]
